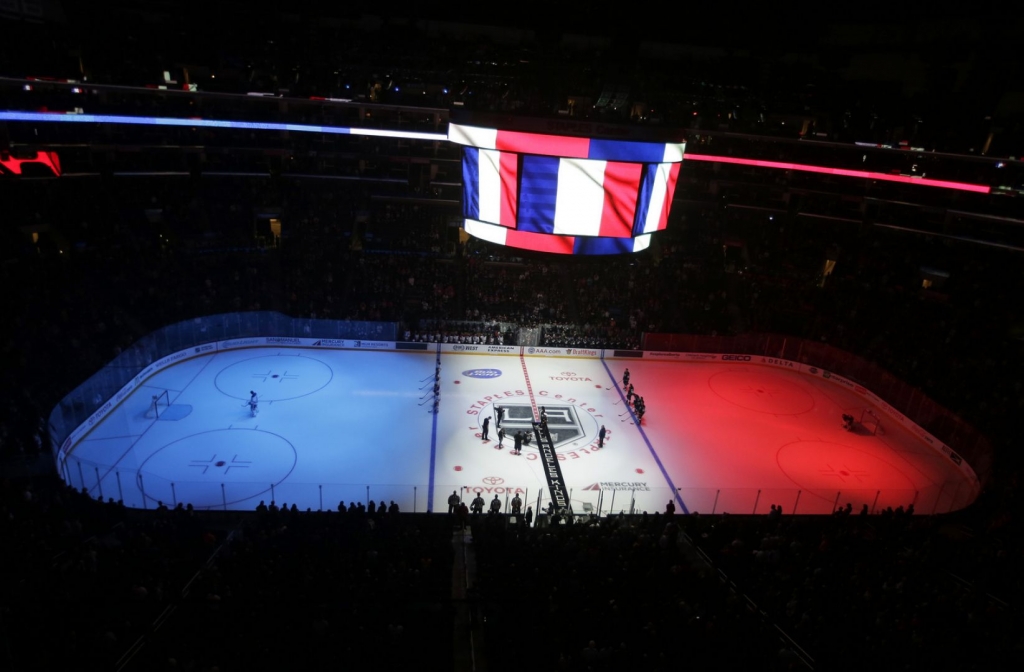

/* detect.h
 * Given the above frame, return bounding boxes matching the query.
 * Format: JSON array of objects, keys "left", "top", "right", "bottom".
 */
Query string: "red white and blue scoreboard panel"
[{"left": 449, "top": 123, "right": 685, "bottom": 255}]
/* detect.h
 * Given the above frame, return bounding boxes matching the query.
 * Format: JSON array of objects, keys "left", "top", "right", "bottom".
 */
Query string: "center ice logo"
[
  {"left": 463, "top": 369, "right": 502, "bottom": 379},
  {"left": 492, "top": 404, "right": 586, "bottom": 449}
]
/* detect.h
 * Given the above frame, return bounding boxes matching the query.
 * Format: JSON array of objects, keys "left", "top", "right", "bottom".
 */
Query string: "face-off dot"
[
  {"left": 776, "top": 439, "right": 917, "bottom": 512},
  {"left": 635, "top": 468, "right": 644, "bottom": 474},
  {"left": 215, "top": 354, "right": 333, "bottom": 402},
  {"left": 136, "top": 428, "right": 296, "bottom": 508},
  {"left": 454, "top": 466, "right": 462, "bottom": 471},
  {"left": 708, "top": 370, "right": 815, "bottom": 415}
]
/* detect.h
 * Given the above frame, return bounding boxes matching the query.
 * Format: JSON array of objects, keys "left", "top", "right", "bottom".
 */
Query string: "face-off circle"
[
  {"left": 776, "top": 439, "right": 917, "bottom": 503},
  {"left": 215, "top": 354, "right": 333, "bottom": 401},
  {"left": 708, "top": 369, "right": 815, "bottom": 415},
  {"left": 136, "top": 428, "right": 297, "bottom": 508}
]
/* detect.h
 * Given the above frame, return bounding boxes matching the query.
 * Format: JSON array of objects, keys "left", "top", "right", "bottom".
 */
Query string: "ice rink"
[{"left": 62, "top": 347, "right": 978, "bottom": 516}]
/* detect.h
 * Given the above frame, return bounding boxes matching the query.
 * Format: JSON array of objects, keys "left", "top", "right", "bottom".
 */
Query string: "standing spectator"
[{"left": 447, "top": 490, "right": 460, "bottom": 515}]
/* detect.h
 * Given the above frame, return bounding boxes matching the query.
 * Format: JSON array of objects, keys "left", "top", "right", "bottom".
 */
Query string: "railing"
[
  {"left": 644, "top": 332, "right": 993, "bottom": 486},
  {"left": 47, "top": 312, "right": 397, "bottom": 457},
  {"left": 59, "top": 456, "right": 974, "bottom": 515}
]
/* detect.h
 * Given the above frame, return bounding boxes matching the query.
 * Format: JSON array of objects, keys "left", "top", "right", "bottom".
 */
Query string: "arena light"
[
  {"left": 0, "top": 150, "right": 61, "bottom": 176},
  {"left": 0, "top": 111, "right": 448, "bottom": 141},
  {"left": 685, "top": 153, "right": 991, "bottom": 194}
]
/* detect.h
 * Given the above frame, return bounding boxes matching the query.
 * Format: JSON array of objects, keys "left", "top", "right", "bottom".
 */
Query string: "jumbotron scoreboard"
[{"left": 449, "top": 120, "right": 685, "bottom": 255}]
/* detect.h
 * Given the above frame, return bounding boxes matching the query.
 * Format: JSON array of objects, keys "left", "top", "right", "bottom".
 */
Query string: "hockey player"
[{"left": 248, "top": 391, "right": 259, "bottom": 416}]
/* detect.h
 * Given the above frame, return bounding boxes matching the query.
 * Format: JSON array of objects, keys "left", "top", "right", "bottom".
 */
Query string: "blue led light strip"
[{"left": 0, "top": 111, "right": 448, "bottom": 141}]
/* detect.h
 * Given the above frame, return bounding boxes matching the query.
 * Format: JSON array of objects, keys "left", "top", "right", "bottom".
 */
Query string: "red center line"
[{"left": 519, "top": 355, "right": 539, "bottom": 421}]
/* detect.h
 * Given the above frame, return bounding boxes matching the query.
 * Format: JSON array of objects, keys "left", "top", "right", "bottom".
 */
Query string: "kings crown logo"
[{"left": 493, "top": 404, "right": 586, "bottom": 449}]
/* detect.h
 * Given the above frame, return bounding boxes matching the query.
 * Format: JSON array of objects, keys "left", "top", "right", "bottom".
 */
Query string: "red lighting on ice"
[{"left": 685, "top": 154, "right": 991, "bottom": 194}]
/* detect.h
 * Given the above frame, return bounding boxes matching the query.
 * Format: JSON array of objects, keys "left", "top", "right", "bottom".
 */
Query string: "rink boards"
[{"left": 57, "top": 341, "right": 979, "bottom": 515}]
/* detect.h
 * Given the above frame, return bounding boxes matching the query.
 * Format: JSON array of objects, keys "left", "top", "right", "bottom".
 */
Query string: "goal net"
[
  {"left": 860, "top": 408, "right": 883, "bottom": 436},
  {"left": 146, "top": 390, "right": 171, "bottom": 419}
]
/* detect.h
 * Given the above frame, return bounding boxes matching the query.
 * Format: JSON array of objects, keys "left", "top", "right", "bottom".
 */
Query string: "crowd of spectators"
[
  {"left": 2, "top": 162, "right": 1023, "bottom": 668},
  {"left": 468, "top": 496, "right": 1022, "bottom": 671},
  {"left": 0, "top": 475, "right": 453, "bottom": 671},
  {"left": 4, "top": 4, "right": 1024, "bottom": 159},
  {"left": 471, "top": 510, "right": 784, "bottom": 670},
  {"left": 124, "top": 503, "right": 454, "bottom": 670},
  {"left": 0, "top": 477, "right": 223, "bottom": 670}
]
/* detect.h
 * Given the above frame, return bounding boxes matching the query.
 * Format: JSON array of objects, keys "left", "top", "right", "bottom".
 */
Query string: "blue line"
[
  {"left": 601, "top": 359, "right": 689, "bottom": 514},
  {"left": 426, "top": 343, "right": 441, "bottom": 512}
]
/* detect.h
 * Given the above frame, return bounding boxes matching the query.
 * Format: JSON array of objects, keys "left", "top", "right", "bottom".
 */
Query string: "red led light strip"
[
  {"left": 684, "top": 153, "right": 991, "bottom": 194},
  {"left": 0, "top": 151, "right": 61, "bottom": 176}
]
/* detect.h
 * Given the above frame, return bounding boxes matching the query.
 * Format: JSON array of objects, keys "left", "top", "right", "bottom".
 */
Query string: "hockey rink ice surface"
[{"left": 64, "top": 348, "right": 978, "bottom": 516}]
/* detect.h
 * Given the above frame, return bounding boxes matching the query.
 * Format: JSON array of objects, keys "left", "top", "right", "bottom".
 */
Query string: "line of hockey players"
[
  {"left": 421, "top": 357, "right": 441, "bottom": 413},
  {"left": 622, "top": 368, "right": 646, "bottom": 422}
]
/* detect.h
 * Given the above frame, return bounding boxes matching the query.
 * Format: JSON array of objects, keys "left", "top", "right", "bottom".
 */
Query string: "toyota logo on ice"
[{"left": 482, "top": 477, "right": 505, "bottom": 485}]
